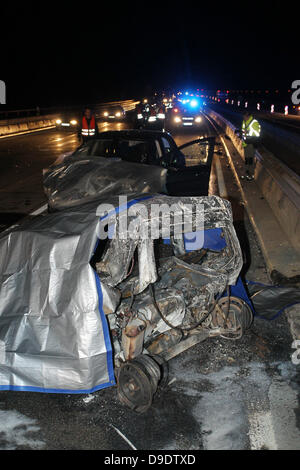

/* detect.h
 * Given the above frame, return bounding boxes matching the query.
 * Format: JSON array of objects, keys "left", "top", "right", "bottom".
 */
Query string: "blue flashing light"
[{"left": 190, "top": 99, "right": 199, "bottom": 108}]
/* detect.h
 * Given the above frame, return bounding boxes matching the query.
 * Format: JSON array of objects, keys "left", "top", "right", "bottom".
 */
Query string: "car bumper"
[
  {"left": 56, "top": 123, "right": 78, "bottom": 130},
  {"left": 171, "top": 122, "right": 202, "bottom": 128},
  {"left": 102, "top": 115, "right": 125, "bottom": 121}
]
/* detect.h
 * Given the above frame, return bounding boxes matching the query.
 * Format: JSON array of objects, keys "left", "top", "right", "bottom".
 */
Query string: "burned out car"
[
  {"left": 43, "top": 130, "right": 216, "bottom": 211},
  {"left": 0, "top": 194, "right": 254, "bottom": 412}
]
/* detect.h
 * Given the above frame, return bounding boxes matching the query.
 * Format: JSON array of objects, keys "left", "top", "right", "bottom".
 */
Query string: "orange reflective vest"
[{"left": 81, "top": 116, "right": 96, "bottom": 137}]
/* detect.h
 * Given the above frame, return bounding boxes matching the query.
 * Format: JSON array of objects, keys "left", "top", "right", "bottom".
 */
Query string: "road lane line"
[
  {"left": 214, "top": 157, "right": 228, "bottom": 199},
  {"left": 200, "top": 111, "right": 228, "bottom": 199},
  {"left": 110, "top": 425, "right": 137, "bottom": 450}
]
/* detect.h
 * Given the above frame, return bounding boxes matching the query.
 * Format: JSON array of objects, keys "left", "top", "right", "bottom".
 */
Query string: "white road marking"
[
  {"left": 214, "top": 157, "right": 228, "bottom": 199},
  {"left": 219, "top": 135, "right": 231, "bottom": 159},
  {"left": 110, "top": 424, "right": 137, "bottom": 450}
]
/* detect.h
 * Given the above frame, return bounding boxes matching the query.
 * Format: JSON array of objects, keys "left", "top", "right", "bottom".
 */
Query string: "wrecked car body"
[
  {"left": 43, "top": 130, "right": 216, "bottom": 211},
  {"left": 0, "top": 194, "right": 253, "bottom": 412}
]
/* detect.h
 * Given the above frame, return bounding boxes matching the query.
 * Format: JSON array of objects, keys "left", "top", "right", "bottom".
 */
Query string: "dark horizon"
[{"left": 1, "top": 2, "right": 298, "bottom": 108}]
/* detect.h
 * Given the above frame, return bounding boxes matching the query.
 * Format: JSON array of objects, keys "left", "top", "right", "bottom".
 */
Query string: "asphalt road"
[{"left": 0, "top": 115, "right": 299, "bottom": 451}]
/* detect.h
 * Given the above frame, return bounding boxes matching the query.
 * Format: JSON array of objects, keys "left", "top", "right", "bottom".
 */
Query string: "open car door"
[{"left": 166, "top": 137, "right": 215, "bottom": 196}]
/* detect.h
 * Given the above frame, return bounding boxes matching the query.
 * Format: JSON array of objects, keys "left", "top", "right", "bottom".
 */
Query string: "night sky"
[{"left": 1, "top": 1, "right": 298, "bottom": 107}]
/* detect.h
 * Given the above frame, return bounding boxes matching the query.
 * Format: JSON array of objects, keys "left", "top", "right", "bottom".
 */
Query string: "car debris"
[{"left": 0, "top": 194, "right": 254, "bottom": 413}]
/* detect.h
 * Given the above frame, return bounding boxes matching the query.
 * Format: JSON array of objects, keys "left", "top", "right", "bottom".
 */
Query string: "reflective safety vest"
[
  {"left": 242, "top": 116, "right": 261, "bottom": 147},
  {"left": 136, "top": 105, "right": 143, "bottom": 120},
  {"left": 148, "top": 107, "right": 157, "bottom": 122},
  {"left": 81, "top": 116, "right": 96, "bottom": 137},
  {"left": 157, "top": 107, "right": 165, "bottom": 119}
]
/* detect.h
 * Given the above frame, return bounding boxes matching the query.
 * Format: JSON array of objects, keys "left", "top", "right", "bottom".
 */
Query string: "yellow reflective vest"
[{"left": 242, "top": 115, "right": 261, "bottom": 147}]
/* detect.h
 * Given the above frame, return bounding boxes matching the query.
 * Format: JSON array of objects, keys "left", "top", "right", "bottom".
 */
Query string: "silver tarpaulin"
[{"left": 0, "top": 206, "right": 115, "bottom": 393}]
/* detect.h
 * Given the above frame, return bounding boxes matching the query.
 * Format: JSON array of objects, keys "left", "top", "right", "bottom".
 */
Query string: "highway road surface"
[{"left": 0, "top": 113, "right": 299, "bottom": 451}]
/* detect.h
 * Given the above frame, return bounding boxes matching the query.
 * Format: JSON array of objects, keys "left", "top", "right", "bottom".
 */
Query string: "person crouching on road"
[
  {"left": 78, "top": 107, "right": 98, "bottom": 144},
  {"left": 240, "top": 111, "right": 261, "bottom": 181}
]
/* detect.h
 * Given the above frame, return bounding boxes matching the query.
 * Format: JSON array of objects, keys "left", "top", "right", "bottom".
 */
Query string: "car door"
[{"left": 166, "top": 137, "right": 215, "bottom": 196}]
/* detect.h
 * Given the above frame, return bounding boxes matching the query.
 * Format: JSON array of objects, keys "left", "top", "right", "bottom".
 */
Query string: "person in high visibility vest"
[
  {"left": 135, "top": 103, "right": 144, "bottom": 128},
  {"left": 240, "top": 111, "right": 261, "bottom": 180},
  {"left": 79, "top": 107, "right": 98, "bottom": 143}
]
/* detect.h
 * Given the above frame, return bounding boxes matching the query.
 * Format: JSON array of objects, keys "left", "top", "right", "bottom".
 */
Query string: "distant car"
[
  {"left": 168, "top": 100, "right": 203, "bottom": 129},
  {"left": 55, "top": 115, "right": 79, "bottom": 130},
  {"left": 100, "top": 105, "right": 125, "bottom": 121},
  {"left": 43, "top": 129, "right": 216, "bottom": 211}
]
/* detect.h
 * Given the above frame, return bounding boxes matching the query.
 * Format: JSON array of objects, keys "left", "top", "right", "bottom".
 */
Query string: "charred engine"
[{"left": 94, "top": 195, "right": 253, "bottom": 412}]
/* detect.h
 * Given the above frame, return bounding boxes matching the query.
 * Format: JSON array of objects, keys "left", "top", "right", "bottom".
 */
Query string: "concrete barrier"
[
  {"left": 207, "top": 108, "right": 300, "bottom": 255},
  {"left": 0, "top": 114, "right": 57, "bottom": 137}
]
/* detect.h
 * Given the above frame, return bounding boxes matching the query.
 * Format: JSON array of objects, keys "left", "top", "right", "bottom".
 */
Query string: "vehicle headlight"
[
  {"left": 195, "top": 117, "right": 202, "bottom": 123},
  {"left": 174, "top": 117, "right": 181, "bottom": 123},
  {"left": 104, "top": 112, "right": 108, "bottom": 116},
  {"left": 56, "top": 119, "right": 62, "bottom": 124},
  {"left": 70, "top": 119, "right": 77, "bottom": 125},
  {"left": 115, "top": 112, "right": 121, "bottom": 117}
]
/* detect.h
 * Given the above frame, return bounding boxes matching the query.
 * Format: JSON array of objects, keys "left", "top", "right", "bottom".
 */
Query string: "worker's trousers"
[{"left": 243, "top": 144, "right": 255, "bottom": 177}]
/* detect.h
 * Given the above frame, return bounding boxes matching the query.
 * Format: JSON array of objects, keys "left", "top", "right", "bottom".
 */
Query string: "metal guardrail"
[
  {"left": 0, "top": 105, "right": 78, "bottom": 121},
  {"left": 0, "top": 99, "right": 138, "bottom": 121},
  {"left": 206, "top": 108, "right": 300, "bottom": 253}
]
